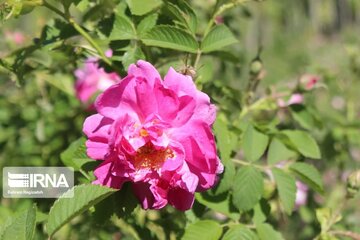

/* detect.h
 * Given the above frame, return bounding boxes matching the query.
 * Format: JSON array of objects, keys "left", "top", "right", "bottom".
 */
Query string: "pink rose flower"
[
  {"left": 5, "top": 30, "right": 26, "bottom": 45},
  {"left": 287, "top": 93, "right": 304, "bottom": 105},
  {"left": 295, "top": 181, "right": 308, "bottom": 208},
  {"left": 277, "top": 93, "right": 304, "bottom": 107},
  {"left": 75, "top": 58, "right": 120, "bottom": 104},
  {"left": 83, "top": 60, "right": 223, "bottom": 211},
  {"left": 300, "top": 74, "right": 320, "bottom": 90},
  {"left": 215, "top": 16, "right": 224, "bottom": 25}
]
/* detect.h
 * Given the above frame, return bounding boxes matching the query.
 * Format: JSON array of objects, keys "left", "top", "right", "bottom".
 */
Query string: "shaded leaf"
[
  {"left": 0, "top": 204, "right": 36, "bottom": 240},
  {"left": 122, "top": 47, "right": 145, "bottom": 70},
  {"left": 290, "top": 162, "right": 324, "bottom": 193},
  {"left": 47, "top": 184, "right": 117, "bottom": 237},
  {"left": 290, "top": 105, "right": 316, "bottom": 130},
  {"left": 195, "top": 192, "right": 240, "bottom": 220},
  {"left": 60, "top": 137, "right": 93, "bottom": 171},
  {"left": 213, "top": 160, "right": 236, "bottom": 195},
  {"left": 272, "top": 168, "right": 296, "bottom": 215}
]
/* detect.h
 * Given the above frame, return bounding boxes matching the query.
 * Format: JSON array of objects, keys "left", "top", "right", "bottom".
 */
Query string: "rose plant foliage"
[
  {"left": 84, "top": 60, "right": 222, "bottom": 210},
  {"left": 0, "top": 0, "right": 359, "bottom": 240}
]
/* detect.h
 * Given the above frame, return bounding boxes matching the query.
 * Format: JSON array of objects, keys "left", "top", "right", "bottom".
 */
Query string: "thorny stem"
[{"left": 42, "top": 1, "right": 121, "bottom": 72}]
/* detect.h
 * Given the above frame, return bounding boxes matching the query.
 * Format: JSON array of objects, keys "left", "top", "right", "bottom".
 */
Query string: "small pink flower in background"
[
  {"left": 277, "top": 93, "right": 304, "bottom": 107},
  {"left": 215, "top": 16, "right": 224, "bottom": 25},
  {"left": 105, "top": 49, "right": 113, "bottom": 58},
  {"left": 300, "top": 74, "right": 320, "bottom": 90},
  {"left": 4, "top": 30, "right": 26, "bottom": 45},
  {"left": 295, "top": 181, "right": 308, "bottom": 208},
  {"left": 287, "top": 93, "right": 304, "bottom": 105},
  {"left": 83, "top": 60, "right": 223, "bottom": 211},
  {"left": 75, "top": 58, "right": 120, "bottom": 104}
]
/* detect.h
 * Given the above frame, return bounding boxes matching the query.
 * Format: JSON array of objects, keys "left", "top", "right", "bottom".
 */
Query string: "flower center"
[{"left": 133, "top": 142, "right": 174, "bottom": 170}]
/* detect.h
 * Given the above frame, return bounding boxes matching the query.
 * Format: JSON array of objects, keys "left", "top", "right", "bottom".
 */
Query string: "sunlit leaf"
[
  {"left": 47, "top": 184, "right": 117, "bottom": 237},
  {"left": 272, "top": 168, "right": 296, "bottom": 215},
  {"left": 201, "top": 25, "right": 238, "bottom": 53},
  {"left": 142, "top": 25, "right": 199, "bottom": 53},
  {"left": 182, "top": 220, "right": 222, "bottom": 240},
  {"left": 232, "top": 166, "right": 264, "bottom": 211}
]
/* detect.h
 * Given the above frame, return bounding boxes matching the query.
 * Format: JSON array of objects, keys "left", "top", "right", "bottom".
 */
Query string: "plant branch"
[
  {"left": 193, "top": 49, "right": 202, "bottom": 70},
  {"left": 232, "top": 158, "right": 269, "bottom": 171},
  {"left": 329, "top": 230, "right": 360, "bottom": 240},
  {"left": 204, "top": 0, "right": 254, "bottom": 36},
  {"left": 42, "top": 1, "right": 120, "bottom": 72}
]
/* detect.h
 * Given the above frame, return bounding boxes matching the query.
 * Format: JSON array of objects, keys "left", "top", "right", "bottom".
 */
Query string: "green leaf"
[
  {"left": 110, "top": 13, "right": 137, "bottom": 40},
  {"left": 290, "top": 105, "right": 316, "bottom": 130},
  {"left": 256, "top": 223, "right": 284, "bottom": 240},
  {"left": 201, "top": 25, "right": 238, "bottom": 53},
  {"left": 166, "top": 1, "right": 197, "bottom": 34},
  {"left": 272, "top": 168, "right": 296, "bottom": 215},
  {"left": 46, "top": 184, "right": 117, "bottom": 237},
  {"left": 60, "top": 137, "right": 93, "bottom": 171},
  {"left": 35, "top": 211, "right": 48, "bottom": 223},
  {"left": 0, "top": 204, "right": 36, "bottom": 240},
  {"left": 195, "top": 192, "right": 240, "bottom": 220},
  {"left": 213, "top": 116, "right": 236, "bottom": 164},
  {"left": 122, "top": 47, "right": 145, "bottom": 70},
  {"left": 253, "top": 202, "right": 267, "bottom": 225},
  {"left": 232, "top": 166, "right": 264, "bottom": 211},
  {"left": 290, "top": 162, "right": 324, "bottom": 193},
  {"left": 44, "top": 73, "right": 75, "bottom": 96},
  {"left": 223, "top": 225, "right": 259, "bottom": 240},
  {"left": 242, "top": 125, "right": 269, "bottom": 162},
  {"left": 182, "top": 220, "right": 222, "bottom": 240},
  {"left": 213, "top": 160, "right": 235, "bottom": 194},
  {"left": 316, "top": 208, "right": 342, "bottom": 233},
  {"left": 142, "top": 25, "right": 199, "bottom": 53},
  {"left": 282, "top": 130, "right": 321, "bottom": 159},
  {"left": 267, "top": 138, "right": 297, "bottom": 165},
  {"left": 137, "top": 13, "right": 158, "bottom": 37},
  {"left": 126, "top": 0, "right": 162, "bottom": 16}
]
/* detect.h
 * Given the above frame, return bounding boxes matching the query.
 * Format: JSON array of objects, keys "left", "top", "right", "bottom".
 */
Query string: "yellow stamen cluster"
[{"left": 133, "top": 143, "right": 174, "bottom": 170}]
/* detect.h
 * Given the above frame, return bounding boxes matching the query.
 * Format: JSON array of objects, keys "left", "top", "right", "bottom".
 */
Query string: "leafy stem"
[
  {"left": 42, "top": 1, "right": 120, "bottom": 72},
  {"left": 203, "top": 0, "right": 254, "bottom": 36},
  {"left": 232, "top": 158, "right": 269, "bottom": 171}
]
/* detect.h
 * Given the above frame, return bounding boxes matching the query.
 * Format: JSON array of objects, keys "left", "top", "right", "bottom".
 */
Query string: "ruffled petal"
[
  {"left": 93, "top": 160, "right": 126, "bottom": 188},
  {"left": 168, "top": 188, "right": 195, "bottom": 211},
  {"left": 83, "top": 114, "right": 113, "bottom": 160},
  {"left": 132, "top": 181, "right": 168, "bottom": 209}
]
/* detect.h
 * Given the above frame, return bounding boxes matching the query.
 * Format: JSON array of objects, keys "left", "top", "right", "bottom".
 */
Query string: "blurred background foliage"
[{"left": 0, "top": 0, "right": 359, "bottom": 239}]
